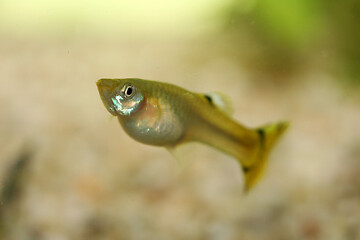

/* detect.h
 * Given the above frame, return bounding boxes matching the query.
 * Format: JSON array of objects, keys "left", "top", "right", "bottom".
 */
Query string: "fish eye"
[{"left": 122, "top": 84, "right": 135, "bottom": 98}]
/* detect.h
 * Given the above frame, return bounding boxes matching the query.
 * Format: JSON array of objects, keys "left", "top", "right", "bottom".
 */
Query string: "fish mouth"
[
  {"left": 96, "top": 79, "right": 117, "bottom": 102},
  {"left": 96, "top": 79, "right": 120, "bottom": 116},
  {"left": 96, "top": 78, "right": 118, "bottom": 91}
]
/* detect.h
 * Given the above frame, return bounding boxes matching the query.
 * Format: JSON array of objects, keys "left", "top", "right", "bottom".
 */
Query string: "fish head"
[{"left": 96, "top": 78, "right": 145, "bottom": 116}]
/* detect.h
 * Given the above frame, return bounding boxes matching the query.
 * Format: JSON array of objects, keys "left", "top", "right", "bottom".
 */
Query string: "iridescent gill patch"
[{"left": 111, "top": 94, "right": 143, "bottom": 116}]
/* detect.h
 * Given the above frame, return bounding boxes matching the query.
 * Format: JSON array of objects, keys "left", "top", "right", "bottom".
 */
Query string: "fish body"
[{"left": 97, "top": 78, "right": 288, "bottom": 191}]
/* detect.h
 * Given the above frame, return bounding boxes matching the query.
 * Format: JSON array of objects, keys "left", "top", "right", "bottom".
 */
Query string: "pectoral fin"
[
  {"left": 108, "top": 115, "right": 116, "bottom": 122},
  {"left": 166, "top": 142, "right": 206, "bottom": 175}
]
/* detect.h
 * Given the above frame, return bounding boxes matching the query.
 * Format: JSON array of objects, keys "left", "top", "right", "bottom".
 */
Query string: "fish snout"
[
  {"left": 96, "top": 79, "right": 120, "bottom": 116},
  {"left": 96, "top": 78, "right": 119, "bottom": 92},
  {"left": 96, "top": 79, "right": 121, "bottom": 101}
]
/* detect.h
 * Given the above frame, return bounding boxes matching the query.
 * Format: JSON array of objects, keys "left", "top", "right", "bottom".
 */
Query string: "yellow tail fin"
[{"left": 243, "top": 122, "right": 289, "bottom": 191}]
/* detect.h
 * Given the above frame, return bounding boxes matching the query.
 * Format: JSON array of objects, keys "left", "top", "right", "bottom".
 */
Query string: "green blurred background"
[
  {"left": 0, "top": 1, "right": 359, "bottom": 239},
  {"left": 1, "top": 0, "right": 359, "bottom": 84}
]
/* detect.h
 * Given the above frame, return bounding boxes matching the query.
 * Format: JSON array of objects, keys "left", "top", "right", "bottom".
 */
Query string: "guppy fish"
[{"left": 97, "top": 78, "right": 288, "bottom": 191}]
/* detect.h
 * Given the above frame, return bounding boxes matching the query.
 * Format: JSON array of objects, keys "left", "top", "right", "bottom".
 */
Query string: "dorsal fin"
[{"left": 203, "top": 92, "right": 234, "bottom": 116}]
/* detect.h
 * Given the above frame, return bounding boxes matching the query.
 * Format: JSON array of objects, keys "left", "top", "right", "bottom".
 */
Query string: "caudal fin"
[{"left": 243, "top": 122, "right": 289, "bottom": 191}]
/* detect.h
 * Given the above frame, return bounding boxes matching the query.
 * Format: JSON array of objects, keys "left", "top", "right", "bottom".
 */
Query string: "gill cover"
[
  {"left": 110, "top": 83, "right": 144, "bottom": 116},
  {"left": 97, "top": 79, "right": 144, "bottom": 116}
]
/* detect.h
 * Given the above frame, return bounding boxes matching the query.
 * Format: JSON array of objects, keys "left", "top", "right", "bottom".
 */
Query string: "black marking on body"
[
  {"left": 257, "top": 129, "right": 265, "bottom": 149},
  {"left": 242, "top": 166, "right": 251, "bottom": 173},
  {"left": 204, "top": 94, "right": 214, "bottom": 106},
  {"left": 242, "top": 129, "right": 266, "bottom": 174}
]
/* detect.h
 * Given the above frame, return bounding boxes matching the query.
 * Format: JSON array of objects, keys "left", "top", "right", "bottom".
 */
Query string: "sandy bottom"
[{"left": 0, "top": 36, "right": 359, "bottom": 240}]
